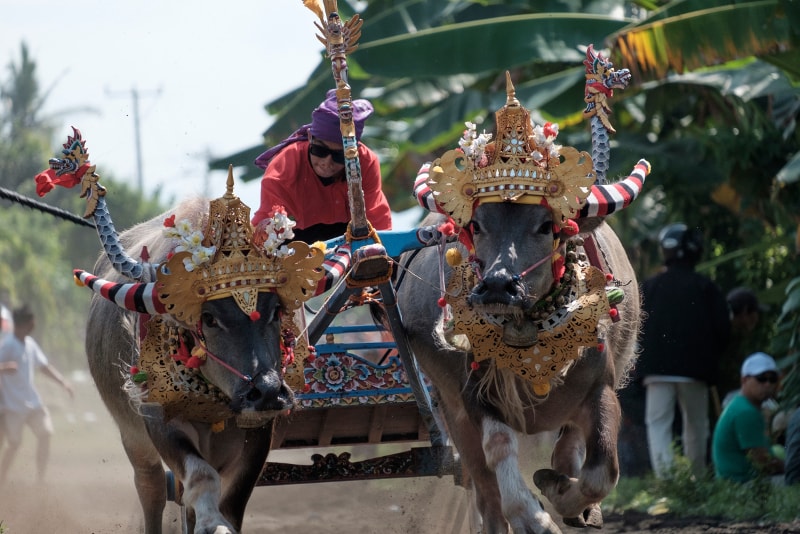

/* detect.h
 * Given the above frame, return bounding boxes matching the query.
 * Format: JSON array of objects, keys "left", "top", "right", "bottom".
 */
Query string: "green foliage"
[
  {"left": 607, "top": 455, "right": 800, "bottom": 522},
  {"left": 0, "top": 42, "right": 167, "bottom": 370},
  {"left": 774, "top": 276, "right": 800, "bottom": 410}
]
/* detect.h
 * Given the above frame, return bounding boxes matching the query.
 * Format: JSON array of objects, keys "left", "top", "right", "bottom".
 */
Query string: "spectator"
[
  {"left": 0, "top": 305, "right": 73, "bottom": 484},
  {"left": 727, "top": 287, "right": 765, "bottom": 334},
  {"left": 718, "top": 287, "right": 768, "bottom": 404},
  {"left": 251, "top": 89, "right": 392, "bottom": 243},
  {"left": 785, "top": 407, "right": 800, "bottom": 485},
  {"left": 638, "top": 223, "right": 731, "bottom": 478},
  {"left": 712, "top": 352, "right": 784, "bottom": 482}
]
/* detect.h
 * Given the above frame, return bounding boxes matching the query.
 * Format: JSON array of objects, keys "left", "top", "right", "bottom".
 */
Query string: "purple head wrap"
[{"left": 255, "top": 89, "right": 374, "bottom": 170}]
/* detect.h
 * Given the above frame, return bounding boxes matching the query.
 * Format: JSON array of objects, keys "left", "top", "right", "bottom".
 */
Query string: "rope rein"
[
  {"left": 193, "top": 326, "right": 255, "bottom": 385},
  {"left": 1, "top": 186, "right": 96, "bottom": 228},
  {"left": 517, "top": 249, "right": 557, "bottom": 279}
]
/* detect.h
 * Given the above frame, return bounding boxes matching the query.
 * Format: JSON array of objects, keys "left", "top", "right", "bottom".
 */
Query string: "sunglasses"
[
  {"left": 309, "top": 143, "right": 346, "bottom": 165},
  {"left": 753, "top": 373, "right": 779, "bottom": 384}
]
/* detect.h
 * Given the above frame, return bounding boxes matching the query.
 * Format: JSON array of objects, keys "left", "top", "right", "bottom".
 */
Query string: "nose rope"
[
  {"left": 517, "top": 249, "right": 557, "bottom": 280},
  {"left": 192, "top": 327, "right": 254, "bottom": 385}
]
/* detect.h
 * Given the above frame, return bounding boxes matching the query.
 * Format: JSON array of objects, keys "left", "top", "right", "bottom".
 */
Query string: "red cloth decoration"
[
  {"left": 185, "top": 356, "right": 203, "bottom": 368},
  {"left": 249, "top": 311, "right": 261, "bottom": 322},
  {"left": 34, "top": 164, "right": 91, "bottom": 197},
  {"left": 470, "top": 361, "right": 480, "bottom": 371},
  {"left": 163, "top": 215, "right": 176, "bottom": 228},
  {"left": 552, "top": 253, "right": 566, "bottom": 281},
  {"left": 173, "top": 338, "right": 190, "bottom": 363}
]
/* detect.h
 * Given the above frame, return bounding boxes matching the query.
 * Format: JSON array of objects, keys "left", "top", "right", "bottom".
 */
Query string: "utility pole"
[{"left": 106, "top": 85, "right": 161, "bottom": 192}]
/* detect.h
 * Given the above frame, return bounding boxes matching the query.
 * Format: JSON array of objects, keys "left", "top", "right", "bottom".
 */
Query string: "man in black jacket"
[{"left": 639, "top": 223, "right": 731, "bottom": 478}]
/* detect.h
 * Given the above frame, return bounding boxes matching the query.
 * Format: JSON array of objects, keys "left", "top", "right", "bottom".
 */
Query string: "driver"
[{"left": 251, "top": 89, "right": 392, "bottom": 243}]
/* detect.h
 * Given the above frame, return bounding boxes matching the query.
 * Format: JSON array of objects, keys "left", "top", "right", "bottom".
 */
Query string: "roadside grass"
[{"left": 605, "top": 456, "right": 800, "bottom": 522}]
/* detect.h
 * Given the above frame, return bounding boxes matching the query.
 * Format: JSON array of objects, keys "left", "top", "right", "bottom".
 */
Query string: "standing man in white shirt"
[{"left": 0, "top": 305, "right": 73, "bottom": 484}]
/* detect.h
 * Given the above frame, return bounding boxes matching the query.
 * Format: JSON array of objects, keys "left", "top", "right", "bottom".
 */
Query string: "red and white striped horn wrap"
[
  {"left": 73, "top": 269, "right": 168, "bottom": 315},
  {"left": 577, "top": 159, "right": 650, "bottom": 219},
  {"left": 413, "top": 162, "right": 440, "bottom": 214}
]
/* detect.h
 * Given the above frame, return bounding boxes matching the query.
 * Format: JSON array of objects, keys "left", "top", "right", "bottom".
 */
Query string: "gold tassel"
[{"left": 445, "top": 248, "right": 462, "bottom": 267}]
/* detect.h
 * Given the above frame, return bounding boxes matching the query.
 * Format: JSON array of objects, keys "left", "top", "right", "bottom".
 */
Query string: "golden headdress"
[
  {"left": 427, "top": 72, "right": 596, "bottom": 227},
  {"left": 155, "top": 168, "right": 325, "bottom": 326}
]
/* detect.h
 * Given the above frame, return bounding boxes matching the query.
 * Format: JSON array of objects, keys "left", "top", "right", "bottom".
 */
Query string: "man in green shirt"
[{"left": 712, "top": 352, "right": 784, "bottom": 482}]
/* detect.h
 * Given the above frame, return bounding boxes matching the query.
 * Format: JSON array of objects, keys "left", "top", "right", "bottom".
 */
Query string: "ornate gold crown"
[
  {"left": 427, "top": 72, "right": 596, "bottom": 227},
  {"left": 156, "top": 168, "right": 325, "bottom": 326}
]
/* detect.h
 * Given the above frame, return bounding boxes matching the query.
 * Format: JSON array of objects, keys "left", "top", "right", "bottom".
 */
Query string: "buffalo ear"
[{"left": 573, "top": 216, "right": 605, "bottom": 236}]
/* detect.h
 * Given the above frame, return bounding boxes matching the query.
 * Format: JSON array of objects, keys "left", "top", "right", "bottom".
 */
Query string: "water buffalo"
[
  {"left": 37, "top": 135, "right": 322, "bottom": 533},
  {"left": 396, "top": 70, "right": 648, "bottom": 533}
]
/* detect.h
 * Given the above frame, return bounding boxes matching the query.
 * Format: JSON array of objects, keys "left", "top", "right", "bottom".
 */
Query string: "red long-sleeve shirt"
[{"left": 251, "top": 141, "right": 392, "bottom": 235}]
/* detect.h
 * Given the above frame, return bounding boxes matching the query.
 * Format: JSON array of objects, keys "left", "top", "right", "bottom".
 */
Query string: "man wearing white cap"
[{"left": 712, "top": 352, "right": 785, "bottom": 482}]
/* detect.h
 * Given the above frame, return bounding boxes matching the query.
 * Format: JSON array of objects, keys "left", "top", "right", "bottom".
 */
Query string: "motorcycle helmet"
[{"left": 658, "top": 223, "right": 703, "bottom": 265}]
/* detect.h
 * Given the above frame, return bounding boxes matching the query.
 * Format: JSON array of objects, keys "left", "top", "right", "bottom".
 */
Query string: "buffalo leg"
[
  {"left": 145, "top": 422, "right": 235, "bottom": 534},
  {"left": 534, "top": 385, "right": 620, "bottom": 525},
  {"left": 481, "top": 418, "right": 562, "bottom": 534},
  {"left": 219, "top": 426, "right": 273, "bottom": 531},
  {"left": 121, "top": 432, "right": 167, "bottom": 534}
]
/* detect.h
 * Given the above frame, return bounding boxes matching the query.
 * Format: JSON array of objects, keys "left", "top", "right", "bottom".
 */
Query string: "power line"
[{"left": 105, "top": 85, "right": 161, "bottom": 191}]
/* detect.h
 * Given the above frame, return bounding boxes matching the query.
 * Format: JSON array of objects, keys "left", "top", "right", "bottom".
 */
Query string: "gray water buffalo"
[
  {"left": 397, "top": 68, "right": 648, "bottom": 533},
  {"left": 38, "top": 135, "right": 322, "bottom": 533},
  {"left": 78, "top": 189, "right": 322, "bottom": 533}
]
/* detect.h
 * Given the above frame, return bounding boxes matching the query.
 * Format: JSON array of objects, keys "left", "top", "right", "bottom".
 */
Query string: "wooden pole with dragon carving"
[{"left": 305, "top": 0, "right": 371, "bottom": 239}]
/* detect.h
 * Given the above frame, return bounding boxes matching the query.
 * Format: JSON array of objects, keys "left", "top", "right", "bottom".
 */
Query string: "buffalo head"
[
  {"left": 466, "top": 202, "right": 555, "bottom": 313},
  {"left": 193, "top": 293, "right": 294, "bottom": 423}
]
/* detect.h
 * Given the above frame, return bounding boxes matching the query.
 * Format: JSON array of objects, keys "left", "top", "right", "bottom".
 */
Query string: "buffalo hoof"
[
  {"left": 562, "top": 503, "right": 603, "bottom": 529},
  {"left": 533, "top": 468, "right": 570, "bottom": 495},
  {"left": 584, "top": 503, "right": 603, "bottom": 528}
]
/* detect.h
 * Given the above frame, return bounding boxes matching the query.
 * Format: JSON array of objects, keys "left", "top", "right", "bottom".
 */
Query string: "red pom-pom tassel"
[
  {"left": 438, "top": 220, "right": 456, "bottom": 236},
  {"left": 470, "top": 361, "right": 480, "bottom": 371},
  {"left": 437, "top": 297, "right": 447, "bottom": 308},
  {"left": 249, "top": 310, "right": 261, "bottom": 322},
  {"left": 562, "top": 219, "right": 579, "bottom": 236},
  {"left": 597, "top": 343, "right": 605, "bottom": 353}
]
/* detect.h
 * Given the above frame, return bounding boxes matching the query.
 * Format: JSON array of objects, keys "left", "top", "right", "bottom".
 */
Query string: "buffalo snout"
[
  {"left": 230, "top": 370, "right": 294, "bottom": 415},
  {"left": 467, "top": 268, "right": 528, "bottom": 309}
]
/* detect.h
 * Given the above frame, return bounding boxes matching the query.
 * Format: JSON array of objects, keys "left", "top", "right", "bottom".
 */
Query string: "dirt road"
[
  {"left": 3, "top": 374, "right": 798, "bottom": 533},
  {"left": 0, "top": 374, "right": 471, "bottom": 533}
]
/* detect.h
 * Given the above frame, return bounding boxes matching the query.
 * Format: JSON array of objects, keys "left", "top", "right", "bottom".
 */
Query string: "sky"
[{"left": 2, "top": 1, "right": 326, "bottom": 212}]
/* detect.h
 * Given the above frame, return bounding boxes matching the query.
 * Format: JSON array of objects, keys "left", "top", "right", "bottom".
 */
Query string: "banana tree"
[{"left": 210, "top": 0, "right": 639, "bottom": 187}]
